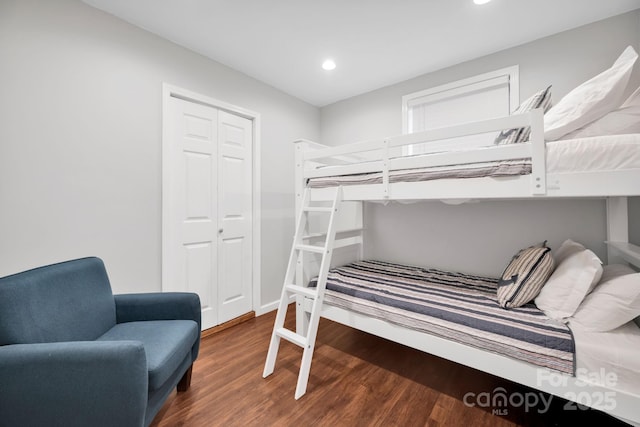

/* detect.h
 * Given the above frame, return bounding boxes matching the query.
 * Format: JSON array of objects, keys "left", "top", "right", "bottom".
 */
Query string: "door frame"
[{"left": 161, "top": 83, "right": 262, "bottom": 319}]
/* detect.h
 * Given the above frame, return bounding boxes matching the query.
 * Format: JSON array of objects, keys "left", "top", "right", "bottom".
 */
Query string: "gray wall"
[
  {"left": 0, "top": 0, "right": 320, "bottom": 306},
  {"left": 320, "top": 11, "right": 640, "bottom": 277}
]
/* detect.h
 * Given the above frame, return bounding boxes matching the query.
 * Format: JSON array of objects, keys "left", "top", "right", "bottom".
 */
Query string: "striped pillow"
[
  {"left": 494, "top": 85, "right": 553, "bottom": 145},
  {"left": 497, "top": 244, "right": 555, "bottom": 309}
]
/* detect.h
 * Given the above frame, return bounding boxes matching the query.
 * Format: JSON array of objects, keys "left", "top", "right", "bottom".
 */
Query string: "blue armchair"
[{"left": 0, "top": 257, "right": 201, "bottom": 427}]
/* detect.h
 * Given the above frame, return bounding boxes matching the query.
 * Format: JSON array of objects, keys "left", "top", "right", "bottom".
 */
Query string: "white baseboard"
[
  {"left": 256, "top": 300, "right": 278, "bottom": 316},
  {"left": 255, "top": 295, "right": 295, "bottom": 316}
]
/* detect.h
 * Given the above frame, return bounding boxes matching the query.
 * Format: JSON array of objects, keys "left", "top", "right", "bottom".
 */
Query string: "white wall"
[
  {"left": 2, "top": 2, "right": 638, "bottom": 307},
  {"left": 0, "top": 0, "right": 319, "bottom": 307},
  {"left": 320, "top": 11, "right": 640, "bottom": 277}
]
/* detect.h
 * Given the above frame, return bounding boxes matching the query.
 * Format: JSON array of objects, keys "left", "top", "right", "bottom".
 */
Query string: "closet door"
[
  {"left": 217, "top": 111, "right": 253, "bottom": 324},
  {"left": 163, "top": 97, "right": 253, "bottom": 330},
  {"left": 164, "top": 97, "right": 219, "bottom": 330}
]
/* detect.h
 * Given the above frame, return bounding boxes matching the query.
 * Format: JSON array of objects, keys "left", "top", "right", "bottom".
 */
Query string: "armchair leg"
[{"left": 177, "top": 365, "right": 193, "bottom": 392}]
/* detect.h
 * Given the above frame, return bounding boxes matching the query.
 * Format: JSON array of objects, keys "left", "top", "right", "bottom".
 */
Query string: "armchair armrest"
[
  {"left": 114, "top": 292, "right": 201, "bottom": 358},
  {"left": 0, "top": 341, "right": 147, "bottom": 427},
  {"left": 114, "top": 292, "right": 201, "bottom": 326}
]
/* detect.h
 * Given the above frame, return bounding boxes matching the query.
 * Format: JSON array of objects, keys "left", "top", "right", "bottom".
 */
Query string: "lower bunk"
[{"left": 304, "top": 260, "right": 640, "bottom": 426}]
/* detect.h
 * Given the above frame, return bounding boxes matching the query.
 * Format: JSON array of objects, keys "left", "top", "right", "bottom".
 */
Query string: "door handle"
[{"left": 218, "top": 228, "right": 224, "bottom": 234}]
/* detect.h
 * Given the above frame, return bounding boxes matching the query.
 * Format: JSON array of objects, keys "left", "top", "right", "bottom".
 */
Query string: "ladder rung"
[
  {"left": 295, "top": 244, "right": 325, "bottom": 254},
  {"left": 303, "top": 206, "right": 333, "bottom": 213},
  {"left": 276, "top": 328, "right": 307, "bottom": 348},
  {"left": 302, "top": 228, "right": 364, "bottom": 240},
  {"left": 301, "top": 232, "right": 326, "bottom": 240},
  {"left": 285, "top": 284, "right": 318, "bottom": 299}
]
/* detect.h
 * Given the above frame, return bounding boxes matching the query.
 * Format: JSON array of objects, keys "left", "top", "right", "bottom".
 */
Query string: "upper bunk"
[{"left": 294, "top": 108, "right": 640, "bottom": 202}]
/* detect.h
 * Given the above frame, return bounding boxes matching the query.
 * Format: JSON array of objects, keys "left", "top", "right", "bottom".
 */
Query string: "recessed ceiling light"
[
  {"left": 322, "top": 59, "right": 336, "bottom": 71},
  {"left": 474, "top": 0, "right": 491, "bottom": 4}
]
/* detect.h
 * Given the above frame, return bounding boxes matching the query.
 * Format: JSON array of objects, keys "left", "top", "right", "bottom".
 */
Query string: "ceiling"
[{"left": 82, "top": 0, "right": 640, "bottom": 107}]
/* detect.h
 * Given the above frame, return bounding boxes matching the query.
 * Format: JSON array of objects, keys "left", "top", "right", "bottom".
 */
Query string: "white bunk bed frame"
[{"left": 292, "top": 109, "right": 640, "bottom": 425}]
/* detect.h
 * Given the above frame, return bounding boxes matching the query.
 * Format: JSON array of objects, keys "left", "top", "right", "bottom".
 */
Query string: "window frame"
[{"left": 401, "top": 65, "right": 520, "bottom": 136}]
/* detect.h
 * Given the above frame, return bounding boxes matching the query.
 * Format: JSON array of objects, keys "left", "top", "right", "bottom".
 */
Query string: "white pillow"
[
  {"left": 562, "top": 85, "right": 640, "bottom": 139},
  {"left": 551, "top": 238, "right": 584, "bottom": 265},
  {"left": 534, "top": 239, "right": 603, "bottom": 321},
  {"left": 570, "top": 272, "right": 640, "bottom": 332},
  {"left": 544, "top": 46, "right": 638, "bottom": 141}
]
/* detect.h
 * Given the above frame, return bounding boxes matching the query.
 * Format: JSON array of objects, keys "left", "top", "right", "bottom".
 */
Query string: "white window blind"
[{"left": 402, "top": 66, "right": 519, "bottom": 155}]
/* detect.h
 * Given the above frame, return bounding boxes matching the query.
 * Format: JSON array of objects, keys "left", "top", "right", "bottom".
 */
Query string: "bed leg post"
[
  {"left": 606, "top": 197, "right": 628, "bottom": 264},
  {"left": 294, "top": 142, "right": 308, "bottom": 335}
]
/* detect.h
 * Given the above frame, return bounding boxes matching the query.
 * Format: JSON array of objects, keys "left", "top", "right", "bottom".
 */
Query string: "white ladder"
[{"left": 263, "top": 186, "right": 343, "bottom": 399}]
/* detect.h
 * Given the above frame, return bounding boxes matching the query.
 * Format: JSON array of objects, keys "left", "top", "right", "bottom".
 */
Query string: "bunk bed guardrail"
[{"left": 295, "top": 108, "right": 546, "bottom": 198}]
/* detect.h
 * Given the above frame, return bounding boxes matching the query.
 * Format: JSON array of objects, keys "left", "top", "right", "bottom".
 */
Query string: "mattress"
[
  {"left": 307, "top": 134, "right": 640, "bottom": 188},
  {"left": 311, "top": 260, "right": 575, "bottom": 375},
  {"left": 570, "top": 320, "right": 640, "bottom": 397}
]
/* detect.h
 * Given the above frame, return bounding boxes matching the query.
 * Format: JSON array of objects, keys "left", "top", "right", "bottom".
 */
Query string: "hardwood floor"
[{"left": 150, "top": 305, "right": 628, "bottom": 427}]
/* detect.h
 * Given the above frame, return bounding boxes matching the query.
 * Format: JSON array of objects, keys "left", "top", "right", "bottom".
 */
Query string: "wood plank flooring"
[{"left": 150, "top": 305, "right": 629, "bottom": 427}]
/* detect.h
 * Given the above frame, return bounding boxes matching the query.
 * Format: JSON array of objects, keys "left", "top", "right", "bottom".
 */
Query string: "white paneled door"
[
  {"left": 217, "top": 111, "right": 253, "bottom": 324},
  {"left": 164, "top": 97, "right": 253, "bottom": 330}
]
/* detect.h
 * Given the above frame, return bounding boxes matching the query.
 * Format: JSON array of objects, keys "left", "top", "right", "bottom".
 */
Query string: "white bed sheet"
[
  {"left": 547, "top": 133, "right": 640, "bottom": 173},
  {"left": 570, "top": 320, "right": 640, "bottom": 397}
]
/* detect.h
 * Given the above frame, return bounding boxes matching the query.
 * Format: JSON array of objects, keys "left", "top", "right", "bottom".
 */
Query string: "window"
[{"left": 402, "top": 66, "right": 519, "bottom": 155}]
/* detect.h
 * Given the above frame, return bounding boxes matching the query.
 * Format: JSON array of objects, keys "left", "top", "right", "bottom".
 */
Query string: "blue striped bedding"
[{"left": 311, "top": 260, "right": 575, "bottom": 375}]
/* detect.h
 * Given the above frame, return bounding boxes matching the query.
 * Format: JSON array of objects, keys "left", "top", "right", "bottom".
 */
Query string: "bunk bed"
[{"left": 290, "top": 107, "right": 640, "bottom": 426}]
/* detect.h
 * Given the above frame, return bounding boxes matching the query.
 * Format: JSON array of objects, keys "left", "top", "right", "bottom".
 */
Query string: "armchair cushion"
[
  {"left": 114, "top": 292, "right": 202, "bottom": 359},
  {"left": 97, "top": 320, "right": 198, "bottom": 391}
]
